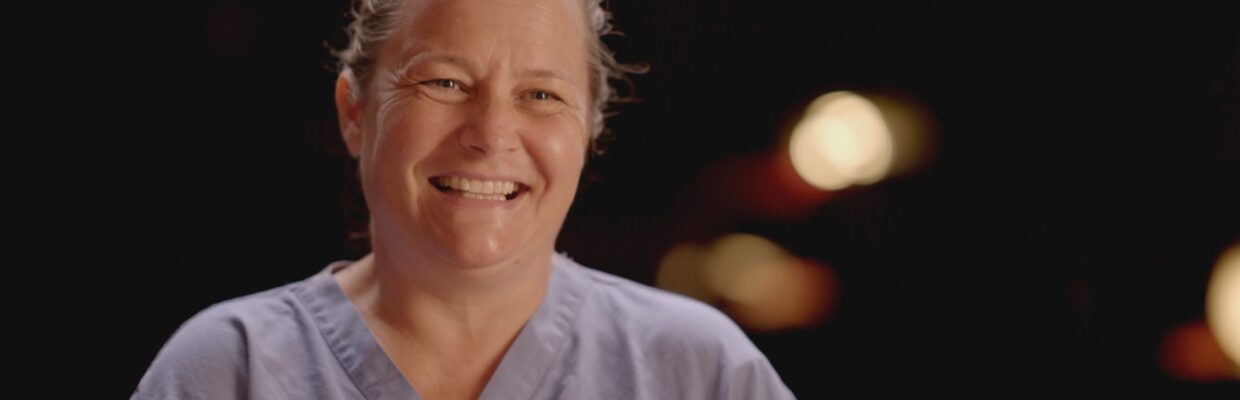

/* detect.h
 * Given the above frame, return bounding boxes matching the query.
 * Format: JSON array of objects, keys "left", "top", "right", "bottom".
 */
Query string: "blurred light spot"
[
  {"left": 1159, "top": 320, "right": 1239, "bottom": 382},
  {"left": 1207, "top": 243, "right": 1240, "bottom": 367},
  {"left": 702, "top": 233, "right": 789, "bottom": 301},
  {"left": 789, "top": 91, "right": 893, "bottom": 190},
  {"left": 655, "top": 243, "right": 715, "bottom": 303},
  {"left": 706, "top": 153, "right": 835, "bottom": 221},
  {"left": 656, "top": 233, "right": 838, "bottom": 332},
  {"left": 728, "top": 257, "right": 838, "bottom": 332},
  {"left": 787, "top": 91, "right": 937, "bottom": 191}
]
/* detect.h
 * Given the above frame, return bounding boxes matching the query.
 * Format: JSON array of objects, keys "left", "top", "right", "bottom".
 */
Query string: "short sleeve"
[
  {"left": 578, "top": 265, "right": 798, "bottom": 400},
  {"left": 131, "top": 304, "right": 252, "bottom": 400},
  {"left": 691, "top": 307, "right": 796, "bottom": 400},
  {"left": 721, "top": 354, "right": 797, "bottom": 400}
]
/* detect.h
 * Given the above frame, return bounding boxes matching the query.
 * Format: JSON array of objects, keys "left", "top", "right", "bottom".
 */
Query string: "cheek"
[
  {"left": 530, "top": 121, "right": 588, "bottom": 183},
  {"left": 368, "top": 103, "right": 457, "bottom": 174}
]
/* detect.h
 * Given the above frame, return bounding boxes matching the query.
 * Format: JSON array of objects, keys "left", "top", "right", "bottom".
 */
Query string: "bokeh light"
[
  {"left": 1159, "top": 320, "right": 1238, "bottom": 382},
  {"left": 727, "top": 257, "right": 838, "bottom": 332},
  {"left": 705, "top": 152, "right": 835, "bottom": 221},
  {"left": 701, "top": 233, "right": 790, "bottom": 302},
  {"left": 656, "top": 233, "right": 839, "bottom": 332},
  {"left": 789, "top": 91, "right": 893, "bottom": 190},
  {"left": 655, "top": 243, "right": 716, "bottom": 303},
  {"left": 1207, "top": 242, "right": 1240, "bottom": 367},
  {"left": 786, "top": 90, "right": 936, "bottom": 191}
]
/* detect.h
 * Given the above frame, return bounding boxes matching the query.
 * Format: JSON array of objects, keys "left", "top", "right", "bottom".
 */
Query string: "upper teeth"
[{"left": 435, "top": 176, "right": 519, "bottom": 195}]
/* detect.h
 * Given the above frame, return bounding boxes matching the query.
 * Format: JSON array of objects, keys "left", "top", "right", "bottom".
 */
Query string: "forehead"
[{"left": 381, "top": 0, "right": 590, "bottom": 76}]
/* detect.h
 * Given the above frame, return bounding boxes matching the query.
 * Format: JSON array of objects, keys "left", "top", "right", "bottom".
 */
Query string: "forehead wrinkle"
[
  {"left": 392, "top": 0, "right": 432, "bottom": 55},
  {"left": 384, "top": 0, "right": 589, "bottom": 88},
  {"left": 393, "top": 50, "right": 478, "bottom": 78}
]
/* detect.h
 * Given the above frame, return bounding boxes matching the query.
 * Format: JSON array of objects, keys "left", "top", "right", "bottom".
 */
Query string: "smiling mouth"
[{"left": 430, "top": 176, "right": 529, "bottom": 201}]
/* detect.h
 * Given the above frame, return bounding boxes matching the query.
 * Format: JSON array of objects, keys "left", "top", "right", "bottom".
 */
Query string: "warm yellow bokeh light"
[
  {"left": 789, "top": 91, "right": 894, "bottom": 190},
  {"left": 701, "top": 233, "right": 789, "bottom": 301},
  {"left": 728, "top": 258, "right": 838, "bottom": 332},
  {"left": 1206, "top": 243, "right": 1240, "bottom": 367},
  {"left": 655, "top": 233, "right": 840, "bottom": 332},
  {"left": 655, "top": 243, "right": 715, "bottom": 303}
]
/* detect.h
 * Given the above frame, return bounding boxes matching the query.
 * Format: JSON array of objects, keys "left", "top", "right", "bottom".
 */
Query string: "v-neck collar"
[
  {"left": 294, "top": 253, "right": 592, "bottom": 400},
  {"left": 477, "top": 253, "right": 590, "bottom": 399},
  {"left": 294, "top": 260, "right": 417, "bottom": 399}
]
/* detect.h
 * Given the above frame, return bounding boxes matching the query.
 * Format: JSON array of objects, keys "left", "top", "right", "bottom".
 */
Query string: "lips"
[{"left": 430, "top": 175, "right": 529, "bottom": 201}]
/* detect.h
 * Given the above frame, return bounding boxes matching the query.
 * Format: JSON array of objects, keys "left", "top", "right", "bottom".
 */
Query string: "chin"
[{"left": 431, "top": 235, "right": 534, "bottom": 271}]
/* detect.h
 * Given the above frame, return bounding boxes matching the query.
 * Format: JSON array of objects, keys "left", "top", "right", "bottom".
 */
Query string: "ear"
[{"left": 335, "top": 69, "right": 364, "bottom": 159}]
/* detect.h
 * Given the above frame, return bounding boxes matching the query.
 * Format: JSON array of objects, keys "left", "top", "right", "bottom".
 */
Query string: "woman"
[{"left": 133, "top": 0, "right": 795, "bottom": 398}]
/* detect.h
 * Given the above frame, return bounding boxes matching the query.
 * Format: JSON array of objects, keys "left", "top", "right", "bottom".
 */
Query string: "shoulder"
[
  {"left": 576, "top": 264, "right": 759, "bottom": 359},
  {"left": 563, "top": 257, "right": 797, "bottom": 399},
  {"left": 168, "top": 281, "right": 305, "bottom": 349},
  {"left": 132, "top": 281, "right": 306, "bottom": 399}
]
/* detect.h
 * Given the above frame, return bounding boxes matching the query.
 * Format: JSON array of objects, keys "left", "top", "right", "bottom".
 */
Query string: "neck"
[{"left": 337, "top": 245, "right": 554, "bottom": 350}]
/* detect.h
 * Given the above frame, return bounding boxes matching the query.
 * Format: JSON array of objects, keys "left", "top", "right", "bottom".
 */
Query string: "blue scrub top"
[{"left": 133, "top": 252, "right": 797, "bottom": 399}]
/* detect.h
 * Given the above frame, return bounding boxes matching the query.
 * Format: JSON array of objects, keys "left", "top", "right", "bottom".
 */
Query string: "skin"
[{"left": 331, "top": 0, "right": 592, "bottom": 398}]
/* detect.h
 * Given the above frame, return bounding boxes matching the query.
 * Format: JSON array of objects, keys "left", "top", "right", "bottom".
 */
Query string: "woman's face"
[{"left": 337, "top": 0, "right": 591, "bottom": 270}]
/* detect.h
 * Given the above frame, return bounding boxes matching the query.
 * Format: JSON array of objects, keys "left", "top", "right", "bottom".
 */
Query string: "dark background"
[{"left": 78, "top": 0, "right": 1238, "bottom": 397}]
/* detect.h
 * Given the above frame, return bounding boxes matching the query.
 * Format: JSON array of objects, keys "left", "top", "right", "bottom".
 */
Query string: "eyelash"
[
  {"left": 419, "top": 79, "right": 463, "bottom": 91},
  {"left": 528, "top": 91, "right": 561, "bottom": 102},
  {"left": 414, "top": 78, "right": 562, "bottom": 103}
]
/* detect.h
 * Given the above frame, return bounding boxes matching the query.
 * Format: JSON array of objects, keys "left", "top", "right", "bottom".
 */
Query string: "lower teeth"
[{"left": 459, "top": 192, "right": 508, "bottom": 201}]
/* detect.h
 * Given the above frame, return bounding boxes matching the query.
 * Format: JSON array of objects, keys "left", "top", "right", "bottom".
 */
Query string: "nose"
[{"left": 459, "top": 97, "right": 520, "bottom": 155}]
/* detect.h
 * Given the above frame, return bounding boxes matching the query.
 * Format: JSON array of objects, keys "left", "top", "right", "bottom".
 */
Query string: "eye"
[
  {"left": 412, "top": 78, "right": 470, "bottom": 103},
  {"left": 528, "top": 90, "right": 561, "bottom": 101},
  {"left": 422, "top": 79, "right": 462, "bottom": 90}
]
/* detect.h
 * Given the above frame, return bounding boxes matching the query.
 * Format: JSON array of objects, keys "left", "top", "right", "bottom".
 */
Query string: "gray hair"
[{"left": 331, "top": 0, "right": 645, "bottom": 154}]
